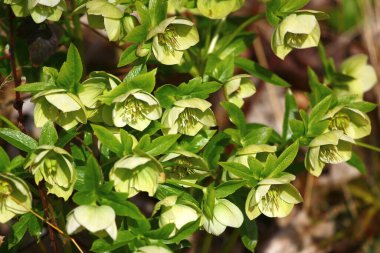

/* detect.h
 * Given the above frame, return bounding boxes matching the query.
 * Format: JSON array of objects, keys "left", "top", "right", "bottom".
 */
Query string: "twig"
[
  {"left": 10, "top": 195, "right": 84, "bottom": 253},
  {"left": 8, "top": 7, "right": 24, "bottom": 131},
  {"left": 39, "top": 184, "right": 59, "bottom": 253}
]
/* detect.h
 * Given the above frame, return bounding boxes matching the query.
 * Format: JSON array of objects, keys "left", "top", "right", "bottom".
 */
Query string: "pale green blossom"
[{"left": 224, "top": 75, "right": 256, "bottom": 108}]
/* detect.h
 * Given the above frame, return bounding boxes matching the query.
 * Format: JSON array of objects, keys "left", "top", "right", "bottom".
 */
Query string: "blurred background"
[{"left": 1, "top": 0, "right": 380, "bottom": 252}]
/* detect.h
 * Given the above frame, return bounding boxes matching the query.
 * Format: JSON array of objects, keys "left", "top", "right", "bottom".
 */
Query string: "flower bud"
[
  {"left": 0, "top": 173, "right": 32, "bottom": 223},
  {"left": 25, "top": 145, "right": 77, "bottom": 200},
  {"left": 66, "top": 205, "right": 117, "bottom": 240},
  {"left": 162, "top": 98, "right": 216, "bottom": 136},
  {"left": 224, "top": 75, "right": 256, "bottom": 108},
  {"left": 197, "top": 0, "right": 244, "bottom": 19},
  {"left": 339, "top": 54, "right": 378, "bottom": 98},
  {"left": 271, "top": 13, "right": 321, "bottom": 60}
]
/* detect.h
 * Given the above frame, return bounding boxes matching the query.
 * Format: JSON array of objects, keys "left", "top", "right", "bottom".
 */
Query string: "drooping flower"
[
  {"left": 224, "top": 75, "right": 256, "bottom": 108},
  {"left": 305, "top": 130, "right": 354, "bottom": 177},
  {"left": 5, "top": 0, "right": 65, "bottom": 23},
  {"left": 338, "top": 54, "right": 378, "bottom": 98},
  {"left": 154, "top": 196, "right": 199, "bottom": 236},
  {"left": 197, "top": 0, "right": 244, "bottom": 19},
  {"left": 325, "top": 106, "right": 371, "bottom": 139},
  {"left": 162, "top": 98, "right": 216, "bottom": 136},
  {"left": 86, "top": 0, "right": 136, "bottom": 41},
  {"left": 66, "top": 205, "right": 117, "bottom": 240},
  {"left": 32, "top": 89, "right": 87, "bottom": 131},
  {"left": 25, "top": 145, "right": 77, "bottom": 200},
  {"left": 112, "top": 89, "right": 162, "bottom": 131},
  {"left": 245, "top": 173, "right": 302, "bottom": 220},
  {"left": 0, "top": 173, "right": 32, "bottom": 223},
  {"left": 161, "top": 150, "right": 209, "bottom": 185},
  {"left": 109, "top": 155, "right": 162, "bottom": 197},
  {"left": 147, "top": 17, "right": 199, "bottom": 65},
  {"left": 202, "top": 198, "right": 243, "bottom": 236},
  {"left": 271, "top": 13, "right": 321, "bottom": 60}
]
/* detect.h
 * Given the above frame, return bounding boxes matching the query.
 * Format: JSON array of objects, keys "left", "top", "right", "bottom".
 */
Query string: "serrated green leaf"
[
  {"left": 92, "top": 124, "right": 123, "bottom": 155},
  {"left": 90, "top": 230, "right": 136, "bottom": 253},
  {"left": 0, "top": 128, "right": 38, "bottom": 152},
  {"left": 215, "top": 180, "right": 247, "bottom": 198},
  {"left": 14, "top": 82, "right": 56, "bottom": 92},
  {"left": 219, "top": 162, "right": 254, "bottom": 180},
  {"left": 205, "top": 54, "right": 234, "bottom": 82},
  {"left": 57, "top": 44, "right": 83, "bottom": 90},
  {"left": 39, "top": 122, "right": 58, "bottom": 145},
  {"left": 266, "top": 140, "right": 299, "bottom": 177},
  {"left": 235, "top": 57, "right": 291, "bottom": 87},
  {"left": 146, "top": 134, "right": 180, "bottom": 156},
  {"left": 149, "top": 0, "right": 168, "bottom": 27},
  {"left": 163, "top": 219, "right": 201, "bottom": 244},
  {"left": 0, "top": 146, "right": 10, "bottom": 171},
  {"left": 221, "top": 101, "right": 246, "bottom": 133},
  {"left": 118, "top": 44, "right": 138, "bottom": 67},
  {"left": 128, "top": 68, "right": 156, "bottom": 93},
  {"left": 155, "top": 84, "right": 178, "bottom": 108},
  {"left": 143, "top": 223, "right": 175, "bottom": 240}
]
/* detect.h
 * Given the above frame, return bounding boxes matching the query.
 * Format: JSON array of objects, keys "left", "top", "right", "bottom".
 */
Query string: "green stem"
[
  {"left": 165, "top": 179, "right": 205, "bottom": 190},
  {"left": 207, "top": 18, "right": 225, "bottom": 54},
  {"left": 356, "top": 141, "right": 380, "bottom": 153},
  {"left": 217, "top": 13, "right": 266, "bottom": 51},
  {"left": 200, "top": 233, "right": 213, "bottom": 253},
  {"left": 222, "top": 229, "right": 240, "bottom": 253}
]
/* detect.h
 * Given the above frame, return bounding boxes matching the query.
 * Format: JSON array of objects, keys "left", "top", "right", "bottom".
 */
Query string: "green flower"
[
  {"left": 202, "top": 198, "right": 243, "bottom": 236},
  {"left": 66, "top": 205, "right": 117, "bottom": 240},
  {"left": 109, "top": 155, "right": 162, "bottom": 197},
  {"left": 25, "top": 145, "right": 77, "bottom": 200},
  {"left": 197, "top": 0, "right": 244, "bottom": 19},
  {"left": 86, "top": 0, "right": 136, "bottom": 41},
  {"left": 147, "top": 17, "right": 199, "bottom": 65},
  {"left": 224, "top": 75, "right": 256, "bottom": 108},
  {"left": 32, "top": 89, "right": 87, "bottom": 130},
  {"left": 325, "top": 106, "right": 371, "bottom": 139},
  {"left": 162, "top": 98, "right": 216, "bottom": 136},
  {"left": 135, "top": 246, "right": 173, "bottom": 253},
  {"left": 245, "top": 173, "right": 302, "bottom": 220},
  {"left": 154, "top": 196, "right": 199, "bottom": 237},
  {"left": 271, "top": 13, "right": 321, "bottom": 60},
  {"left": 112, "top": 89, "right": 162, "bottom": 131},
  {"left": 161, "top": 150, "right": 209, "bottom": 185},
  {"left": 339, "top": 54, "right": 378, "bottom": 98},
  {"left": 0, "top": 173, "right": 32, "bottom": 223},
  {"left": 78, "top": 72, "right": 119, "bottom": 125},
  {"left": 305, "top": 130, "right": 354, "bottom": 177},
  {"left": 5, "top": 0, "right": 65, "bottom": 23}
]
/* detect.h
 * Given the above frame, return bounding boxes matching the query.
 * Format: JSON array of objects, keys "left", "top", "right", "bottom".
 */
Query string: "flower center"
[
  {"left": 157, "top": 26, "right": 179, "bottom": 55},
  {"left": 172, "top": 157, "right": 196, "bottom": 178},
  {"left": 177, "top": 108, "right": 200, "bottom": 132},
  {"left": 329, "top": 112, "right": 350, "bottom": 133},
  {"left": 319, "top": 144, "right": 343, "bottom": 163},
  {"left": 121, "top": 96, "right": 149, "bottom": 123},
  {"left": 0, "top": 180, "right": 12, "bottom": 202},
  {"left": 44, "top": 158, "right": 58, "bottom": 174},
  {"left": 261, "top": 186, "right": 280, "bottom": 211},
  {"left": 285, "top": 33, "right": 308, "bottom": 48}
]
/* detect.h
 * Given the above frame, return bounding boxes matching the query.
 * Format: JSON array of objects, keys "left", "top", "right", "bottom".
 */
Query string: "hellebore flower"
[
  {"left": 32, "top": 89, "right": 87, "bottom": 131},
  {"left": 202, "top": 198, "right": 243, "bottom": 236},
  {"left": 245, "top": 173, "right": 302, "bottom": 220},
  {"left": 86, "top": 0, "right": 136, "bottom": 41},
  {"left": 161, "top": 150, "right": 209, "bottom": 184},
  {"left": 162, "top": 98, "right": 216, "bottom": 136},
  {"left": 112, "top": 89, "right": 162, "bottom": 131},
  {"left": 325, "top": 106, "right": 371, "bottom": 139},
  {"left": 339, "top": 54, "right": 378, "bottom": 98},
  {"left": 197, "top": 0, "right": 244, "bottom": 19},
  {"left": 305, "top": 130, "right": 354, "bottom": 177},
  {"left": 5, "top": 0, "right": 65, "bottom": 23},
  {"left": 66, "top": 205, "right": 117, "bottom": 240},
  {"left": 78, "top": 72, "right": 119, "bottom": 125},
  {"left": 25, "top": 145, "right": 77, "bottom": 200},
  {"left": 135, "top": 246, "right": 173, "bottom": 253},
  {"left": 0, "top": 173, "right": 32, "bottom": 223},
  {"left": 109, "top": 155, "right": 162, "bottom": 197},
  {"left": 147, "top": 17, "right": 199, "bottom": 65},
  {"left": 154, "top": 196, "right": 199, "bottom": 236},
  {"left": 271, "top": 13, "right": 321, "bottom": 60},
  {"left": 224, "top": 75, "right": 256, "bottom": 108}
]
